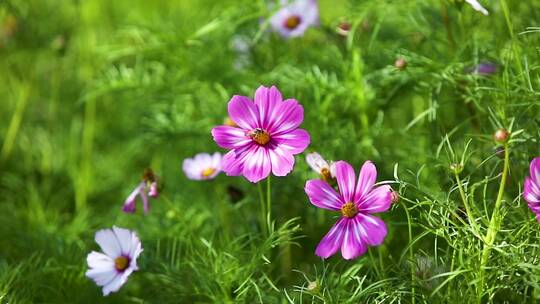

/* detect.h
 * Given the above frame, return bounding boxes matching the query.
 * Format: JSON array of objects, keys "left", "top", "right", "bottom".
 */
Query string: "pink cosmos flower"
[
  {"left": 306, "top": 152, "right": 336, "bottom": 183},
  {"left": 211, "top": 85, "right": 310, "bottom": 183},
  {"left": 183, "top": 152, "right": 222, "bottom": 180},
  {"left": 305, "top": 160, "right": 392, "bottom": 260},
  {"left": 86, "top": 226, "right": 143, "bottom": 296},
  {"left": 269, "top": 0, "right": 319, "bottom": 39},
  {"left": 122, "top": 168, "right": 159, "bottom": 214},
  {"left": 524, "top": 157, "right": 540, "bottom": 222}
]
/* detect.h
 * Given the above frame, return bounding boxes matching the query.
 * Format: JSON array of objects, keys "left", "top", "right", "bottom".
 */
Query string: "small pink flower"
[
  {"left": 86, "top": 226, "right": 143, "bottom": 296},
  {"left": 306, "top": 152, "right": 336, "bottom": 183},
  {"left": 122, "top": 168, "right": 159, "bottom": 214},
  {"left": 269, "top": 0, "right": 319, "bottom": 39},
  {"left": 183, "top": 152, "right": 222, "bottom": 180},
  {"left": 524, "top": 157, "right": 540, "bottom": 222},
  {"left": 305, "top": 161, "right": 392, "bottom": 260},
  {"left": 212, "top": 85, "right": 310, "bottom": 183}
]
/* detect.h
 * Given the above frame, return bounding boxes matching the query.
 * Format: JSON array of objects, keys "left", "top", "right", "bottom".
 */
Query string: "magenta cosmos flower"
[
  {"left": 211, "top": 85, "right": 310, "bottom": 183},
  {"left": 524, "top": 157, "right": 540, "bottom": 222},
  {"left": 183, "top": 152, "right": 222, "bottom": 180},
  {"left": 305, "top": 160, "right": 392, "bottom": 259},
  {"left": 86, "top": 226, "right": 143, "bottom": 296},
  {"left": 122, "top": 168, "right": 159, "bottom": 214},
  {"left": 269, "top": 0, "right": 319, "bottom": 38}
]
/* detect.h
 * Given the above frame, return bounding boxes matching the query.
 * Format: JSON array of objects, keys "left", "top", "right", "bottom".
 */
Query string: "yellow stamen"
[
  {"left": 284, "top": 15, "right": 301, "bottom": 30},
  {"left": 341, "top": 202, "right": 358, "bottom": 218},
  {"left": 201, "top": 167, "right": 216, "bottom": 178},
  {"left": 249, "top": 128, "right": 271, "bottom": 145},
  {"left": 114, "top": 256, "right": 129, "bottom": 271},
  {"left": 320, "top": 168, "right": 333, "bottom": 183}
]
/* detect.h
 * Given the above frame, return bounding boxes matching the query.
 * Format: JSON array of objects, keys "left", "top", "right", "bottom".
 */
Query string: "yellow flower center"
[
  {"left": 201, "top": 167, "right": 216, "bottom": 178},
  {"left": 284, "top": 15, "right": 301, "bottom": 30},
  {"left": 341, "top": 202, "right": 358, "bottom": 218},
  {"left": 249, "top": 128, "right": 271, "bottom": 145},
  {"left": 320, "top": 168, "right": 333, "bottom": 183},
  {"left": 114, "top": 256, "right": 129, "bottom": 271}
]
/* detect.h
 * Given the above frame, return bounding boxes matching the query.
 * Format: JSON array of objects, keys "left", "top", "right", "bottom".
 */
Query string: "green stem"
[
  {"left": 266, "top": 176, "right": 272, "bottom": 234},
  {"left": 499, "top": 0, "right": 525, "bottom": 85},
  {"left": 258, "top": 182, "right": 267, "bottom": 237},
  {"left": 1, "top": 83, "right": 30, "bottom": 162},
  {"left": 403, "top": 202, "right": 415, "bottom": 304},
  {"left": 455, "top": 173, "right": 482, "bottom": 238},
  {"left": 477, "top": 144, "right": 510, "bottom": 302}
]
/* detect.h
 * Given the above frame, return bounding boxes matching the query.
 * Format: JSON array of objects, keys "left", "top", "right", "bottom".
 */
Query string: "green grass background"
[{"left": 1, "top": 0, "right": 540, "bottom": 302}]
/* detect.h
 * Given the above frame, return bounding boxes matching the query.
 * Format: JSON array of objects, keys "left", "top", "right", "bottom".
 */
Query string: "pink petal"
[
  {"left": 140, "top": 190, "right": 150, "bottom": 214},
  {"left": 122, "top": 184, "right": 141, "bottom": 213},
  {"left": 524, "top": 177, "right": 540, "bottom": 204},
  {"left": 268, "top": 145, "right": 295, "bottom": 176},
  {"left": 354, "top": 161, "right": 377, "bottom": 203},
  {"left": 315, "top": 217, "right": 347, "bottom": 259},
  {"left": 358, "top": 185, "right": 392, "bottom": 214},
  {"left": 86, "top": 263, "right": 116, "bottom": 287},
  {"left": 272, "top": 129, "right": 310, "bottom": 154},
  {"left": 148, "top": 181, "right": 158, "bottom": 198},
  {"left": 242, "top": 145, "right": 272, "bottom": 183},
  {"left": 305, "top": 179, "right": 344, "bottom": 211},
  {"left": 341, "top": 218, "right": 367, "bottom": 260},
  {"left": 222, "top": 145, "right": 254, "bottom": 176},
  {"left": 211, "top": 126, "right": 252, "bottom": 149},
  {"left": 354, "top": 213, "right": 388, "bottom": 246},
  {"left": 334, "top": 161, "right": 356, "bottom": 203},
  {"left": 267, "top": 99, "right": 304, "bottom": 135},
  {"left": 530, "top": 157, "right": 540, "bottom": 188},
  {"left": 228, "top": 95, "right": 260, "bottom": 130},
  {"left": 95, "top": 228, "right": 122, "bottom": 257},
  {"left": 254, "top": 85, "right": 282, "bottom": 130}
]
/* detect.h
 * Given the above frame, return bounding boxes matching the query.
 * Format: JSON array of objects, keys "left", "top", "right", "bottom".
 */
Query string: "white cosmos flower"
[
  {"left": 183, "top": 152, "right": 222, "bottom": 180},
  {"left": 465, "top": 0, "right": 489, "bottom": 15},
  {"left": 86, "top": 226, "right": 143, "bottom": 296},
  {"left": 269, "top": 0, "right": 319, "bottom": 39},
  {"left": 306, "top": 152, "right": 336, "bottom": 182}
]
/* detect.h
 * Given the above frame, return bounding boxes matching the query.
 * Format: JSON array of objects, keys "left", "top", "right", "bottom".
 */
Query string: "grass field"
[{"left": 1, "top": 0, "right": 540, "bottom": 303}]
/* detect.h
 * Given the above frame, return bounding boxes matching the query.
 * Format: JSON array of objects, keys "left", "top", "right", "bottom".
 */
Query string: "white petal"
[
  {"left": 112, "top": 226, "right": 133, "bottom": 255},
  {"left": 95, "top": 228, "right": 122, "bottom": 257},
  {"left": 306, "top": 152, "right": 329, "bottom": 173},
  {"left": 465, "top": 0, "right": 489, "bottom": 15},
  {"left": 87, "top": 251, "right": 114, "bottom": 269},
  {"left": 102, "top": 273, "right": 127, "bottom": 296},
  {"left": 86, "top": 267, "right": 117, "bottom": 286}
]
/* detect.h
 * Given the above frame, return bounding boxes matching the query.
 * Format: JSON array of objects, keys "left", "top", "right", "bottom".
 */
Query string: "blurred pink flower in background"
[{"left": 183, "top": 152, "right": 222, "bottom": 180}]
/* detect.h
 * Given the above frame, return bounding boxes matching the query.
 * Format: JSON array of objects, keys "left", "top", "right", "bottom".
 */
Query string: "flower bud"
[
  {"left": 391, "top": 190, "right": 399, "bottom": 203},
  {"left": 336, "top": 21, "right": 351, "bottom": 36},
  {"left": 307, "top": 281, "right": 320, "bottom": 293},
  {"left": 493, "top": 129, "right": 509, "bottom": 143},
  {"left": 395, "top": 58, "right": 407, "bottom": 70},
  {"left": 450, "top": 163, "right": 463, "bottom": 175}
]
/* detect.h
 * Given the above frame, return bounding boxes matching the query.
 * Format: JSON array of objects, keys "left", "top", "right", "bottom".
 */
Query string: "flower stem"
[
  {"left": 403, "top": 202, "right": 415, "bottom": 304},
  {"left": 477, "top": 144, "right": 510, "bottom": 302},
  {"left": 258, "top": 182, "right": 267, "bottom": 238},
  {"left": 454, "top": 173, "right": 481, "bottom": 238},
  {"left": 266, "top": 176, "right": 272, "bottom": 234}
]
